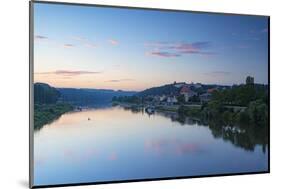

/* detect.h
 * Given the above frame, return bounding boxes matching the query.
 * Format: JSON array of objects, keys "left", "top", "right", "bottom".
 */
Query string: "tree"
[{"left": 177, "top": 94, "right": 185, "bottom": 104}]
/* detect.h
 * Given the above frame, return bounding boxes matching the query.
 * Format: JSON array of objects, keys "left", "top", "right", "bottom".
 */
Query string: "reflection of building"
[
  {"left": 180, "top": 86, "right": 197, "bottom": 102},
  {"left": 200, "top": 93, "right": 212, "bottom": 102}
]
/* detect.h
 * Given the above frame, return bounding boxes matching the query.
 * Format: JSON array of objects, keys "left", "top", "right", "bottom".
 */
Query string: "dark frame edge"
[
  {"left": 29, "top": 1, "right": 35, "bottom": 188},
  {"left": 267, "top": 16, "right": 270, "bottom": 173}
]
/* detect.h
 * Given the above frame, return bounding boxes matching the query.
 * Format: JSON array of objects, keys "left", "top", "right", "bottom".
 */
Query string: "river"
[{"left": 33, "top": 106, "right": 268, "bottom": 186}]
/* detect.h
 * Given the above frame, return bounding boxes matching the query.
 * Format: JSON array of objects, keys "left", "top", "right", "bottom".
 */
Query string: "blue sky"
[{"left": 34, "top": 2, "right": 268, "bottom": 91}]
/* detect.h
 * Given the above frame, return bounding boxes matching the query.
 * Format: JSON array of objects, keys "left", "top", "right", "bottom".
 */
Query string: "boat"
[{"left": 145, "top": 106, "right": 155, "bottom": 114}]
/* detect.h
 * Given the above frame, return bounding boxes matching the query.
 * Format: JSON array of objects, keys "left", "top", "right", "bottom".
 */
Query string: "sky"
[{"left": 33, "top": 2, "right": 268, "bottom": 91}]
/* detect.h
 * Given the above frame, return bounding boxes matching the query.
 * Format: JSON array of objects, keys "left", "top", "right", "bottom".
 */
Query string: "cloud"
[
  {"left": 237, "top": 45, "right": 250, "bottom": 49},
  {"left": 63, "top": 44, "right": 75, "bottom": 48},
  {"left": 35, "top": 70, "right": 102, "bottom": 76},
  {"left": 205, "top": 71, "right": 231, "bottom": 77},
  {"left": 149, "top": 51, "right": 181, "bottom": 57},
  {"left": 108, "top": 152, "right": 117, "bottom": 161},
  {"left": 249, "top": 28, "right": 268, "bottom": 35},
  {"left": 146, "top": 41, "right": 215, "bottom": 58},
  {"left": 72, "top": 36, "right": 96, "bottom": 48},
  {"left": 35, "top": 35, "right": 48, "bottom": 40},
  {"left": 106, "top": 78, "right": 135, "bottom": 82},
  {"left": 108, "top": 39, "right": 118, "bottom": 45}
]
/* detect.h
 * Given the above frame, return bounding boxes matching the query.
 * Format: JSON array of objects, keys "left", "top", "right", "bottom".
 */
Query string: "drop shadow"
[{"left": 18, "top": 180, "right": 29, "bottom": 188}]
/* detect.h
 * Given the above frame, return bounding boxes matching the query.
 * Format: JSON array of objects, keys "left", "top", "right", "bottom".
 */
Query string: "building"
[
  {"left": 207, "top": 88, "right": 217, "bottom": 93},
  {"left": 179, "top": 86, "right": 197, "bottom": 102},
  {"left": 200, "top": 93, "right": 212, "bottom": 103},
  {"left": 159, "top": 95, "right": 166, "bottom": 101},
  {"left": 167, "top": 96, "right": 178, "bottom": 105},
  {"left": 173, "top": 82, "right": 186, "bottom": 88},
  {"left": 246, "top": 76, "right": 254, "bottom": 85}
]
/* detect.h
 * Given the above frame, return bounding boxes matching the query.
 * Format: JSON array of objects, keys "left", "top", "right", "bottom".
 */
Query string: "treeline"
[
  {"left": 34, "top": 83, "right": 60, "bottom": 104},
  {"left": 34, "top": 103, "right": 73, "bottom": 129},
  {"left": 34, "top": 83, "right": 73, "bottom": 130},
  {"left": 137, "top": 84, "right": 179, "bottom": 97},
  {"left": 112, "top": 96, "right": 142, "bottom": 104},
  {"left": 212, "top": 84, "right": 268, "bottom": 106},
  {"left": 179, "top": 84, "right": 269, "bottom": 127},
  {"left": 58, "top": 88, "right": 136, "bottom": 106}
]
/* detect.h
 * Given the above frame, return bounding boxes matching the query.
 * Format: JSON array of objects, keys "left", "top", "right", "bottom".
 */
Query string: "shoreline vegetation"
[
  {"left": 33, "top": 77, "right": 268, "bottom": 152},
  {"left": 34, "top": 83, "right": 74, "bottom": 130},
  {"left": 34, "top": 76, "right": 268, "bottom": 135},
  {"left": 34, "top": 103, "right": 73, "bottom": 130},
  {"left": 112, "top": 77, "right": 268, "bottom": 129},
  {"left": 111, "top": 78, "right": 268, "bottom": 152}
]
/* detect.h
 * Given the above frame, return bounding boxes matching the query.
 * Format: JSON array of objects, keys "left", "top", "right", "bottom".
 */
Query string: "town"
[{"left": 112, "top": 76, "right": 268, "bottom": 128}]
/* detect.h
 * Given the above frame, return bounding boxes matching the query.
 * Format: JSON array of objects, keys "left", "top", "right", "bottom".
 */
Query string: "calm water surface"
[{"left": 34, "top": 106, "right": 268, "bottom": 186}]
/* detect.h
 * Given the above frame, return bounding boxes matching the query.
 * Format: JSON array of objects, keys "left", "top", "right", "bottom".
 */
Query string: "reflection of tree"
[
  {"left": 158, "top": 111, "right": 268, "bottom": 153},
  {"left": 209, "top": 120, "right": 268, "bottom": 153},
  {"left": 122, "top": 106, "right": 268, "bottom": 153},
  {"left": 122, "top": 106, "right": 143, "bottom": 114}
]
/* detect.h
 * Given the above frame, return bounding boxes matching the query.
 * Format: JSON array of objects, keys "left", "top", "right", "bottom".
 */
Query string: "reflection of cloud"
[
  {"left": 238, "top": 45, "right": 250, "bottom": 49},
  {"left": 108, "top": 152, "right": 117, "bottom": 160},
  {"left": 35, "top": 70, "right": 102, "bottom": 76},
  {"left": 146, "top": 41, "right": 215, "bottom": 58},
  {"left": 145, "top": 138, "right": 203, "bottom": 155},
  {"left": 108, "top": 39, "right": 118, "bottom": 45},
  {"left": 63, "top": 148, "right": 98, "bottom": 162},
  {"left": 175, "top": 143, "right": 199, "bottom": 155},
  {"left": 261, "top": 28, "right": 268, "bottom": 33},
  {"left": 106, "top": 79, "right": 135, "bottom": 82},
  {"left": 205, "top": 71, "right": 231, "bottom": 77}
]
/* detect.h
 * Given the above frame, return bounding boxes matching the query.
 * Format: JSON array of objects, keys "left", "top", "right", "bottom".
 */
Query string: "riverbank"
[{"left": 34, "top": 103, "right": 74, "bottom": 130}]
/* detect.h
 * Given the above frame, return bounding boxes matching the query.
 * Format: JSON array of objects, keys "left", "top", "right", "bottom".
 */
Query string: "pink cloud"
[
  {"left": 108, "top": 39, "right": 118, "bottom": 45},
  {"left": 63, "top": 44, "right": 75, "bottom": 48},
  {"left": 35, "top": 70, "right": 102, "bottom": 76},
  {"left": 106, "top": 78, "right": 135, "bottom": 82},
  {"left": 72, "top": 36, "right": 96, "bottom": 48},
  {"left": 108, "top": 152, "right": 117, "bottom": 161},
  {"left": 149, "top": 51, "right": 180, "bottom": 58},
  {"left": 145, "top": 41, "right": 215, "bottom": 58}
]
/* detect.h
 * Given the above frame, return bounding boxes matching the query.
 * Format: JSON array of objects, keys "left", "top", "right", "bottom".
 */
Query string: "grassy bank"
[
  {"left": 34, "top": 103, "right": 74, "bottom": 130},
  {"left": 178, "top": 99, "right": 268, "bottom": 128}
]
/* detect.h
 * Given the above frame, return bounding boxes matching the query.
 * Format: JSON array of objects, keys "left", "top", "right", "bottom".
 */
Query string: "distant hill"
[
  {"left": 136, "top": 82, "right": 231, "bottom": 97},
  {"left": 137, "top": 84, "right": 179, "bottom": 97},
  {"left": 34, "top": 83, "right": 60, "bottom": 104},
  {"left": 58, "top": 88, "right": 136, "bottom": 106}
]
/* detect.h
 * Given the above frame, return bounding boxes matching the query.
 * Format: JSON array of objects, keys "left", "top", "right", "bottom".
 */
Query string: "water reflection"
[
  {"left": 123, "top": 106, "right": 268, "bottom": 153},
  {"left": 34, "top": 106, "right": 268, "bottom": 186}
]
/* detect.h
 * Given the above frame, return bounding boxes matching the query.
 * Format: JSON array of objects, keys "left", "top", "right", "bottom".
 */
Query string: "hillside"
[
  {"left": 34, "top": 83, "right": 60, "bottom": 104},
  {"left": 137, "top": 84, "right": 179, "bottom": 97},
  {"left": 58, "top": 88, "right": 136, "bottom": 106}
]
